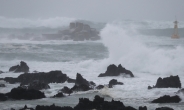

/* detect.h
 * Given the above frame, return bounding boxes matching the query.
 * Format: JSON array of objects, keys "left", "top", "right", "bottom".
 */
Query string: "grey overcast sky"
[{"left": 0, "top": 0, "right": 183, "bottom": 22}]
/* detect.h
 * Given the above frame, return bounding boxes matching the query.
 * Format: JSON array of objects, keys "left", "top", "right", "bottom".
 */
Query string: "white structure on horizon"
[{"left": 171, "top": 20, "right": 179, "bottom": 39}]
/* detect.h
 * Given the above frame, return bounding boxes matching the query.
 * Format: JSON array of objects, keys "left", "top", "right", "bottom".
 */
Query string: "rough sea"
[{"left": 0, "top": 17, "right": 184, "bottom": 110}]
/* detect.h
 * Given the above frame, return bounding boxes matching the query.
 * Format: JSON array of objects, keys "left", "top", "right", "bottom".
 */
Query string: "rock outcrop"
[
  {"left": 43, "top": 22, "right": 100, "bottom": 41},
  {"left": 98, "top": 64, "right": 134, "bottom": 77},
  {"left": 4, "top": 70, "right": 68, "bottom": 85},
  {"left": 70, "top": 73, "right": 94, "bottom": 92},
  {"left": 151, "top": 95, "right": 181, "bottom": 103},
  {"left": 155, "top": 107, "right": 174, "bottom": 110},
  {"left": 0, "top": 84, "right": 5, "bottom": 87},
  {"left": 9, "top": 61, "right": 29, "bottom": 73},
  {"left": 4, "top": 87, "right": 45, "bottom": 100},
  {"left": 52, "top": 92, "right": 64, "bottom": 98},
  {"left": 176, "top": 88, "right": 184, "bottom": 94},
  {"left": 148, "top": 75, "right": 181, "bottom": 89},
  {"left": 108, "top": 79, "right": 123, "bottom": 88},
  {"left": 27, "top": 80, "right": 50, "bottom": 90},
  {"left": 0, "top": 70, "right": 3, "bottom": 74}
]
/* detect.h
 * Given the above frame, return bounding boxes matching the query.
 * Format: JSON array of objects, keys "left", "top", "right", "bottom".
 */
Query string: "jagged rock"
[
  {"left": 0, "top": 84, "right": 5, "bottom": 87},
  {"left": 43, "top": 22, "right": 100, "bottom": 41},
  {"left": 0, "top": 93, "right": 7, "bottom": 101},
  {"left": 151, "top": 95, "right": 181, "bottom": 103},
  {"left": 4, "top": 70, "right": 68, "bottom": 85},
  {"left": 9, "top": 61, "right": 29, "bottom": 73},
  {"left": 60, "top": 86, "right": 72, "bottom": 95},
  {"left": 27, "top": 80, "right": 50, "bottom": 90},
  {"left": 148, "top": 86, "right": 152, "bottom": 89},
  {"left": 53, "top": 92, "right": 64, "bottom": 98},
  {"left": 155, "top": 107, "right": 174, "bottom": 110},
  {"left": 70, "top": 73, "right": 94, "bottom": 92},
  {"left": 98, "top": 64, "right": 134, "bottom": 77},
  {"left": 6, "top": 87, "right": 45, "bottom": 100},
  {"left": 148, "top": 75, "right": 181, "bottom": 89},
  {"left": 108, "top": 79, "right": 123, "bottom": 88}
]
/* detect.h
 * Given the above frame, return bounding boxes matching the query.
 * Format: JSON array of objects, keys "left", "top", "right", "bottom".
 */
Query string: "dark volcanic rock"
[
  {"left": 67, "top": 77, "right": 76, "bottom": 83},
  {"left": 108, "top": 79, "right": 123, "bottom": 88},
  {"left": 53, "top": 92, "right": 64, "bottom": 98},
  {"left": 60, "top": 86, "right": 72, "bottom": 95},
  {"left": 4, "top": 70, "right": 68, "bottom": 85},
  {"left": 139, "top": 106, "right": 147, "bottom": 110},
  {"left": 149, "top": 75, "right": 181, "bottom": 89},
  {"left": 0, "top": 84, "right": 5, "bottom": 87},
  {"left": 0, "top": 93, "right": 7, "bottom": 101},
  {"left": 74, "top": 95, "right": 126, "bottom": 110},
  {"left": 151, "top": 95, "right": 181, "bottom": 103},
  {"left": 27, "top": 80, "right": 50, "bottom": 90},
  {"left": 9, "top": 61, "right": 29, "bottom": 73},
  {"left": 98, "top": 64, "right": 134, "bottom": 77},
  {"left": 6, "top": 87, "right": 45, "bottom": 100},
  {"left": 155, "top": 107, "right": 174, "bottom": 110},
  {"left": 70, "top": 73, "right": 94, "bottom": 92}
]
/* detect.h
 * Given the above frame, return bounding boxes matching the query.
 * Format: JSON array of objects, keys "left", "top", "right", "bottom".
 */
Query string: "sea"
[{"left": 0, "top": 16, "right": 184, "bottom": 110}]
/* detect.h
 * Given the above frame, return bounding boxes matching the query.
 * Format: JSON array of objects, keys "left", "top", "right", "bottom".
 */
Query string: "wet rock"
[
  {"left": 151, "top": 95, "right": 181, "bottom": 103},
  {"left": 70, "top": 73, "right": 95, "bottom": 92},
  {"left": 27, "top": 80, "right": 50, "bottom": 90},
  {"left": 0, "top": 93, "right": 7, "bottom": 101},
  {"left": 98, "top": 64, "right": 134, "bottom": 77},
  {"left": 149, "top": 75, "right": 181, "bottom": 89},
  {"left": 4, "top": 70, "right": 68, "bottom": 85},
  {"left": 108, "top": 79, "right": 123, "bottom": 88},
  {"left": 9, "top": 61, "right": 29, "bottom": 73},
  {"left": 95, "top": 85, "right": 104, "bottom": 90},
  {"left": 53, "top": 92, "right": 64, "bottom": 98},
  {"left": 60, "top": 86, "right": 72, "bottom": 95},
  {"left": 176, "top": 88, "right": 184, "bottom": 94},
  {"left": 155, "top": 107, "right": 174, "bottom": 110},
  {"left": 67, "top": 77, "right": 76, "bottom": 83},
  {"left": 6, "top": 87, "right": 45, "bottom": 100}
]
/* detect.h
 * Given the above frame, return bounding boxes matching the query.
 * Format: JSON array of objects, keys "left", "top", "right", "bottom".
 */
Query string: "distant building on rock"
[{"left": 171, "top": 20, "right": 179, "bottom": 39}]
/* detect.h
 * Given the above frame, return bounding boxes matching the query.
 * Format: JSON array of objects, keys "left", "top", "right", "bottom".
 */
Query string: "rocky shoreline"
[{"left": 0, "top": 61, "right": 183, "bottom": 110}]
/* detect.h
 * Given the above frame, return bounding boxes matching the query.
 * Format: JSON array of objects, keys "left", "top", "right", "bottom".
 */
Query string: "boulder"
[
  {"left": 9, "top": 61, "right": 29, "bottom": 73},
  {"left": 151, "top": 95, "right": 181, "bottom": 103},
  {"left": 6, "top": 87, "right": 45, "bottom": 100},
  {"left": 108, "top": 79, "right": 123, "bottom": 88},
  {"left": 19, "top": 105, "right": 34, "bottom": 110},
  {"left": 27, "top": 80, "right": 50, "bottom": 90},
  {"left": 148, "top": 75, "right": 181, "bottom": 89},
  {"left": 139, "top": 106, "right": 147, "bottom": 110},
  {"left": 98, "top": 64, "right": 134, "bottom": 77},
  {"left": 4, "top": 70, "right": 68, "bottom": 85}
]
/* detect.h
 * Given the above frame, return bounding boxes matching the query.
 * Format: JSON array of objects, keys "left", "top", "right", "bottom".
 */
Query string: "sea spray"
[{"left": 100, "top": 22, "right": 184, "bottom": 75}]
